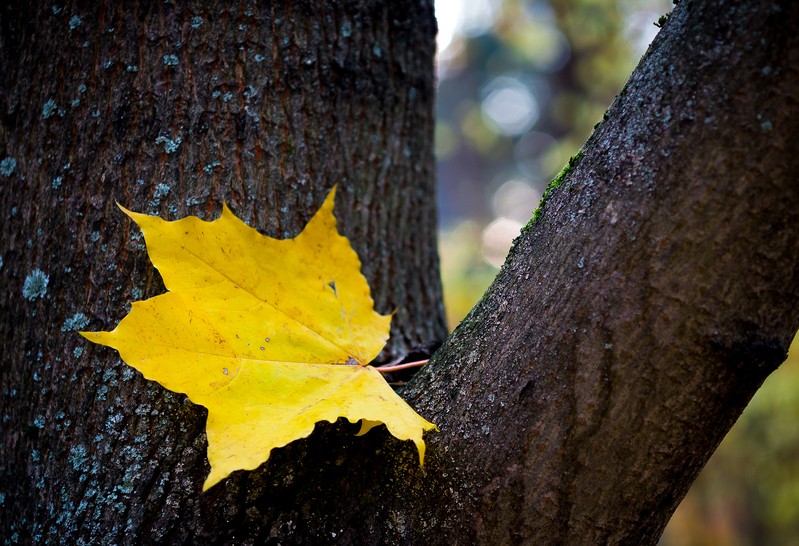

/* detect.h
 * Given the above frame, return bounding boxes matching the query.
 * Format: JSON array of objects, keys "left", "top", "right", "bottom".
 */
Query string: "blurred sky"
[
  {"left": 434, "top": 0, "right": 669, "bottom": 269},
  {"left": 433, "top": 0, "right": 672, "bottom": 325}
]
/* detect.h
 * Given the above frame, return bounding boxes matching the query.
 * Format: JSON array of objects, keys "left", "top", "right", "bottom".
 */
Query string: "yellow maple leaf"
[{"left": 80, "top": 188, "right": 436, "bottom": 490}]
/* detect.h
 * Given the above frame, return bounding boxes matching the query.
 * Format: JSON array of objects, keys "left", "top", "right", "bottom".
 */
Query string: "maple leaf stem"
[{"left": 374, "top": 359, "right": 429, "bottom": 373}]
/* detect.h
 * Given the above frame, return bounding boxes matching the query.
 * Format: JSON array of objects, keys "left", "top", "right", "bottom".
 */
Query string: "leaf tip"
[
  {"left": 115, "top": 201, "right": 133, "bottom": 216},
  {"left": 415, "top": 439, "right": 427, "bottom": 466},
  {"left": 77, "top": 330, "right": 97, "bottom": 341},
  {"left": 201, "top": 474, "right": 221, "bottom": 493},
  {"left": 415, "top": 423, "right": 438, "bottom": 467},
  {"left": 116, "top": 202, "right": 150, "bottom": 226},
  {"left": 322, "top": 185, "right": 337, "bottom": 211},
  {"left": 78, "top": 330, "right": 104, "bottom": 350}
]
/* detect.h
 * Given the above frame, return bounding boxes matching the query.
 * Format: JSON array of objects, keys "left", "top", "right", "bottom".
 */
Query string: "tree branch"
[{"left": 405, "top": 0, "right": 799, "bottom": 543}]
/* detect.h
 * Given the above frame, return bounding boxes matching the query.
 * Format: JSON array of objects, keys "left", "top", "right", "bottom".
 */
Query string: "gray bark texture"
[{"left": 2, "top": 0, "right": 798, "bottom": 544}]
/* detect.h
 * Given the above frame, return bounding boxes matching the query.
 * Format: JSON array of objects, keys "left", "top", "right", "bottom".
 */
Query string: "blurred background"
[{"left": 432, "top": 0, "right": 799, "bottom": 544}]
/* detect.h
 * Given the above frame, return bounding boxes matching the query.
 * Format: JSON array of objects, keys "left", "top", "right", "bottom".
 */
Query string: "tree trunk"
[
  {"left": 0, "top": 1, "right": 445, "bottom": 543},
  {"left": 2, "top": 0, "right": 798, "bottom": 545}
]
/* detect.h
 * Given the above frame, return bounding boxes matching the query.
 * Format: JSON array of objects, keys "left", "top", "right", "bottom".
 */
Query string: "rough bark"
[
  {"left": 405, "top": 0, "right": 799, "bottom": 543},
  {"left": 1, "top": 0, "right": 798, "bottom": 545},
  {"left": 0, "top": 1, "right": 445, "bottom": 543}
]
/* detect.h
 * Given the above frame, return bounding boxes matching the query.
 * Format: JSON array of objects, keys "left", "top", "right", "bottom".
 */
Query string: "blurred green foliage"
[
  {"left": 661, "top": 339, "right": 799, "bottom": 546},
  {"left": 435, "top": 0, "right": 799, "bottom": 543}
]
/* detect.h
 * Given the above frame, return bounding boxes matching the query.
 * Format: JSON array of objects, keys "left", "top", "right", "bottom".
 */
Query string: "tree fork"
[{"left": 2, "top": 0, "right": 799, "bottom": 544}]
